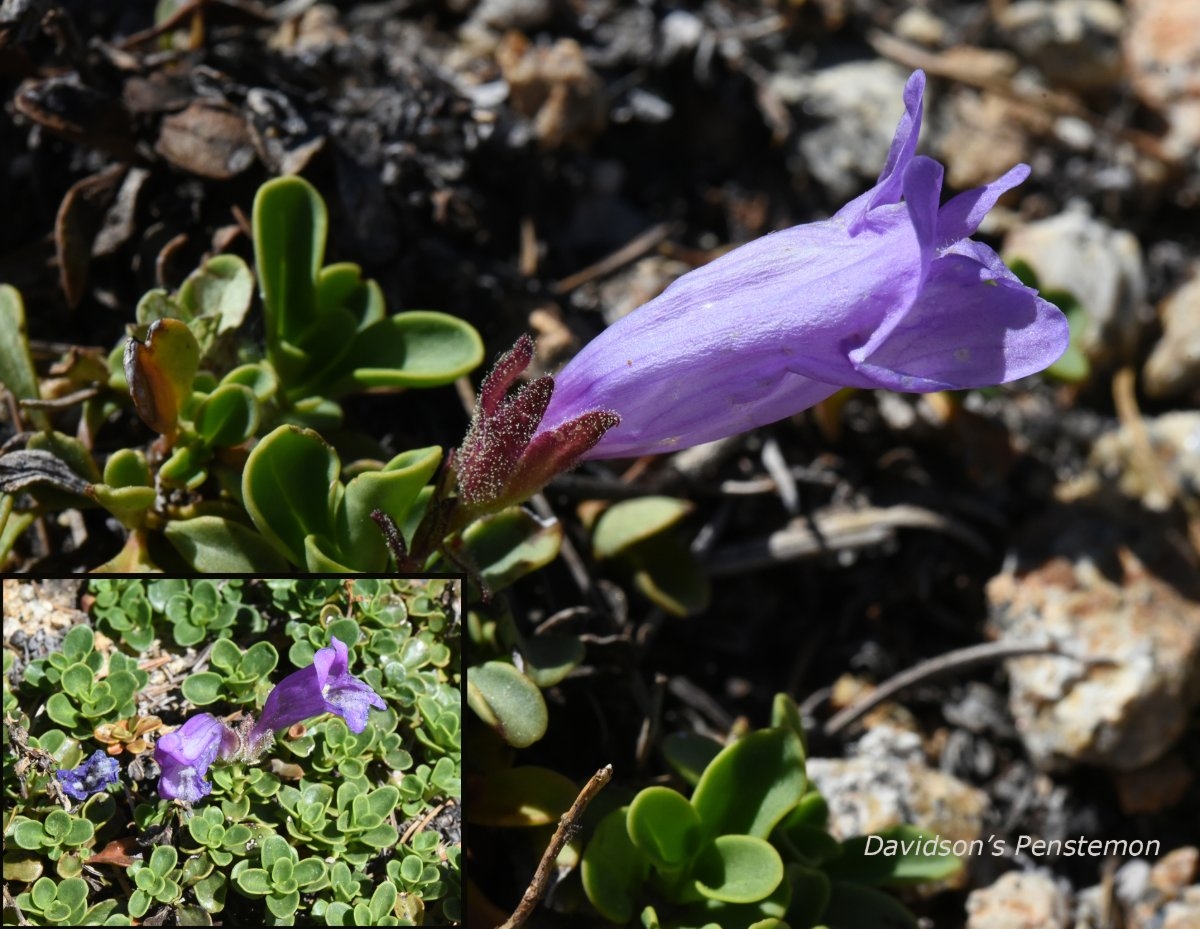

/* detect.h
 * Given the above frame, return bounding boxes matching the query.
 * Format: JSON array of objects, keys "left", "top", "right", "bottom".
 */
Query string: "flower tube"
[{"left": 533, "top": 70, "right": 1069, "bottom": 459}]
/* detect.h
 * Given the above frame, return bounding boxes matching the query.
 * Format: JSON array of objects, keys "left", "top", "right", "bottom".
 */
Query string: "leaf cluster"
[{"left": 0, "top": 175, "right": 483, "bottom": 573}]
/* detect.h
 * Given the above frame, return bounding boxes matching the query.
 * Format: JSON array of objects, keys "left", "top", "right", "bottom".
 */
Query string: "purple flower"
[
  {"left": 249, "top": 637, "right": 385, "bottom": 744},
  {"left": 155, "top": 713, "right": 237, "bottom": 804},
  {"left": 56, "top": 750, "right": 120, "bottom": 800},
  {"left": 532, "top": 69, "right": 1069, "bottom": 459}
]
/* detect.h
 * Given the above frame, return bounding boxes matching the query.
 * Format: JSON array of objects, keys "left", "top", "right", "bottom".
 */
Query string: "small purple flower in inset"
[
  {"left": 249, "top": 637, "right": 385, "bottom": 748},
  {"left": 155, "top": 713, "right": 237, "bottom": 804},
  {"left": 529, "top": 69, "right": 1070, "bottom": 459},
  {"left": 57, "top": 750, "right": 120, "bottom": 801}
]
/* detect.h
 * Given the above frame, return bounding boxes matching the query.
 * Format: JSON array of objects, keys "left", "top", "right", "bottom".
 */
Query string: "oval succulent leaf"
[
  {"left": 692, "top": 834, "right": 784, "bottom": 904},
  {"left": 325, "top": 311, "right": 484, "bottom": 394},
  {"left": 253, "top": 176, "right": 325, "bottom": 350},
  {"left": 243, "top": 425, "right": 340, "bottom": 568},
  {"left": 465, "top": 661, "right": 548, "bottom": 749},
  {"left": 192, "top": 383, "right": 259, "bottom": 447},
  {"left": 627, "top": 786, "right": 702, "bottom": 869},
  {"left": 690, "top": 728, "right": 806, "bottom": 840}
]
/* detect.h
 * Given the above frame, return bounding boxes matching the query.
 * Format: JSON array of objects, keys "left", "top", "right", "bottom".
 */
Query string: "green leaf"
[
  {"left": 149, "top": 845, "right": 177, "bottom": 876},
  {"left": 629, "top": 531, "right": 710, "bottom": 617},
  {"left": 0, "top": 285, "right": 48, "bottom": 430},
  {"left": 135, "top": 288, "right": 185, "bottom": 326},
  {"left": 12, "top": 819, "right": 47, "bottom": 850},
  {"left": 103, "top": 670, "right": 137, "bottom": 707},
  {"left": 235, "top": 867, "right": 272, "bottom": 896},
  {"left": 693, "top": 835, "right": 783, "bottom": 904},
  {"left": 59, "top": 663, "right": 94, "bottom": 699},
  {"left": 691, "top": 728, "right": 806, "bottom": 840},
  {"left": 399, "top": 855, "right": 422, "bottom": 884},
  {"left": 336, "top": 446, "right": 442, "bottom": 571},
  {"left": 460, "top": 507, "right": 563, "bottom": 593},
  {"left": 125, "top": 318, "right": 200, "bottom": 437},
  {"left": 102, "top": 448, "right": 151, "bottom": 489},
  {"left": 240, "top": 642, "right": 278, "bottom": 678},
  {"left": 368, "top": 881, "right": 397, "bottom": 923},
  {"left": 254, "top": 176, "right": 325, "bottom": 354},
  {"left": 468, "top": 766, "right": 578, "bottom": 828},
  {"left": 593, "top": 496, "right": 693, "bottom": 558},
  {"left": 208, "top": 638, "right": 242, "bottom": 672},
  {"left": 243, "top": 425, "right": 339, "bottom": 567},
  {"left": 175, "top": 903, "right": 216, "bottom": 926},
  {"left": 158, "top": 443, "right": 209, "bottom": 490},
  {"left": 43, "top": 810, "right": 72, "bottom": 839},
  {"left": 292, "top": 858, "right": 326, "bottom": 888},
  {"left": 316, "top": 263, "right": 379, "bottom": 329},
  {"left": 627, "top": 786, "right": 702, "bottom": 870},
  {"left": 30, "top": 877, "right": 57, "bottom": 910},
  {"left": 272, "top": 857, "right": 295, "bottom": 886},
  {"left": 46, "top": 693, "right": 80, "bottom": 728},
  {"left": 177, "top": 254, "right": 254, "bottom": 337},
  {"left": 322, "top": 311, "right": 483, "bottom": 394},
  {"left": 785, "top": 864, "right": 833, "bottom": 927},
  {"left": 265, "top": 889, "right": 300, "bottom": 919},
  {"left": 260, "top": 835, "right": 293, "bottom": 871},
  {"left": 821, "top": 881, "right": 918, "bottom": 929},
  {"left": 164, "top": 515, "right": 292, "bottom": 573},
  {"left": 220, "top": 362, "right": 278, "bottom": 403},
  {"left": 661, "top": 732, "right": 722, "bottom": 787},
  {"left": 193, "top": 871, "right": 226, "bottom": 913},
  {"left": 304, "top": 534, "right": 355, "bottom": 572},
  {"left": 581, "top": 807, "right": 651, "bottom": 924},
  {"left": 192, "top": 384, "right": 259, "bottom": 447},
  {"left": 777, "top": 823, "right": 840, "bottom": 868},
  {"left": 181, "top": 672, "right": 223, "bottom": 706},
  {"left": 188, "top": 813, "right": 214, "bottom": 845},
  {"left": 358, "top": 824, "right": 398, "bottom": 848},
  {"left": 62, "top": 817, "right": 94, "bottom": 846},
  {"left": 364, "top": 786, "right": 400, "bottom": 822},
  {"left": 129, "top": 889, "right": 150, "bottom": 918},
  {"left": 89, "top": 482, "right": 156, "bottom": 529},
  {"left": 521, "top": 633, "right": 585, "bottom": 689},
  {"left": 55, "top": 877, "right": 88, "bottom": 910},
  {"left": 466, "top": 661, "right": 548, "bottom": 749}
]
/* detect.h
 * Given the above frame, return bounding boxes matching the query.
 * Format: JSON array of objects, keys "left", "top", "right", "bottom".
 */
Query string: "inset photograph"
[{"left": 2, "top": 576, "right": 461, "bottom": 926}]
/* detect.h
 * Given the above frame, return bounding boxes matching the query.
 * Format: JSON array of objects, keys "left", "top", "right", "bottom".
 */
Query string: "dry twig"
[
  {"left": 496, "top": 764, "right": 613, "bottom": 929},
  {"left": 822, "top": 639, "right": 1107, "bottom": 737}
]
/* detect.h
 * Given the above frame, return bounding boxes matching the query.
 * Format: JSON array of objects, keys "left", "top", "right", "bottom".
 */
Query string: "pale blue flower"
[{"left": 534, "top": 70, "right": 1069, "bottom": 459}]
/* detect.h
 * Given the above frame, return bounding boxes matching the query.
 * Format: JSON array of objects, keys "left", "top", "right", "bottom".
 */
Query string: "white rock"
[
  {"left": 987, "top": 545, "right": 1200, "bottom": 771},
  {"left": 966, "top": 870, "right": 1072, "bottom": 929},
  {"left": 997, "top": 0, "right": 1126, "bottom": 92},
  {"left": 770, "top": 60, "right": 912, "bottom": 204},
  {"left": 1125, "top": 0, "right": 1200, "bottom": 161},
  {"left": 1144, "top": 268, "right": 1200, "bottom": 402},
  {"left": 806, "top": 724, "right": 988, "bottom": 889}
]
